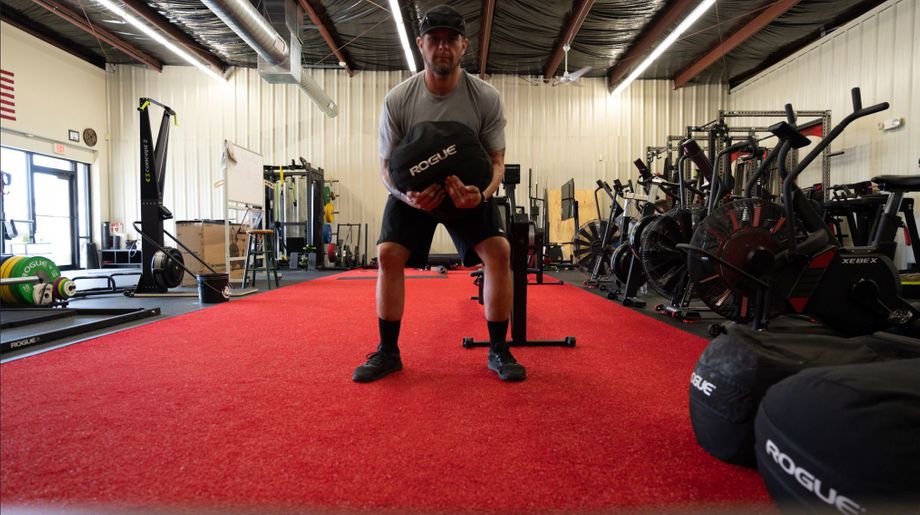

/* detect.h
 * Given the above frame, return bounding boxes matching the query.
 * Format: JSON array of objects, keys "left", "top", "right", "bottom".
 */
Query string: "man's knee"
[
  {"left": 377, "top": 243, "right": 410, "bottom": 270},
  {"left": 478, "top": 236, "right": 510, "bottom": 267}
]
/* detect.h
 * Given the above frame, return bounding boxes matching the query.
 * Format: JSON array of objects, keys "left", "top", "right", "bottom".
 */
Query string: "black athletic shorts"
[{"left": 377, "top": 195, "right": 506, "bottom": 268}]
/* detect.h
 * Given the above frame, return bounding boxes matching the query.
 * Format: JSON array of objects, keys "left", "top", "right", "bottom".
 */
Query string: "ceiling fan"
[{"left": 557, "top": 43, "right": 591, "bottom": 86}]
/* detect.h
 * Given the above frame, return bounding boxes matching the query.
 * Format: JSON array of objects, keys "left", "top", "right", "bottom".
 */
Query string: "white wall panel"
[
  {"left": 0, "top": 22, "right": 108, "bottom": 244},
  {"left": 730, "top": 0, "right": 918, "bottom": 268},
  {"left": 107, "top": 64, "right": 726, "bottom": 256}
]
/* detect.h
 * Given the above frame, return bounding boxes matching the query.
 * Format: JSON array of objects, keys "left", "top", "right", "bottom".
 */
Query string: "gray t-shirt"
[{"left": 379, "top": 70, "right": 506, "bottom": 160}]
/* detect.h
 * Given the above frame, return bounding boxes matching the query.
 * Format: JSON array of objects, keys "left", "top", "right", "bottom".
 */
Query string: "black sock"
[
  {"left": 487, "top": 319, "right": 509, "bottom": 352},
  {"left": 378, "top": 318, "right": 401, "bottom": 354}
]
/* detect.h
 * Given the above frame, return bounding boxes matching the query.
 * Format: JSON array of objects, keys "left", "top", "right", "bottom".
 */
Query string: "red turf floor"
[{"left": 0, "top": 270, "right": 772, "bottom": 513}]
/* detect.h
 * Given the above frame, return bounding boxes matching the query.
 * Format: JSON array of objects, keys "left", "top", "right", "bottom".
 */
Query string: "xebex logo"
[
  {"left": 841, "top": 257, "right": 879, "bottom": 265},
  {"left": 690, "top": 372, "right": 716, "bottom": 396},
  {"left": 764, "top": 439, "right": 864, "bottom": 514},
  {"left": 409, "top": 144, "right": 457, "bottom": 176}
]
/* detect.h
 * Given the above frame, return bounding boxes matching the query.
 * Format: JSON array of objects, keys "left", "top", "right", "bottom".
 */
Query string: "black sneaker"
[
  {"left": 487, "top": 346, "right": 526, "bottom": 382},
  {"left": 353, "top": 348, "right": 403, "bottom": 382}
]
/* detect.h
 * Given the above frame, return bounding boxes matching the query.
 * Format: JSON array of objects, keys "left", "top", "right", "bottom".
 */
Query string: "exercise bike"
[{"left": 681, "top": 88, "right": 918, "bottom": 335}]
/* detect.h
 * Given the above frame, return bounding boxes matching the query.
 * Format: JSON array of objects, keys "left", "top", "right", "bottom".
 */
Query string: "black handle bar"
[
  {"left": 780, "top": 87, "right": 888, "bottom": 253},
  {"left": 596, "top": 179, "right": 616, "bottom": 200},
  {"left": 681, "top": 139, "right": 713, "bottom": 181},
  {"left": 633, "top": 159, "right": 653, "bottom": 180},
  {"left": 786, "top": 89, "right": 888, "bottom": 184}
]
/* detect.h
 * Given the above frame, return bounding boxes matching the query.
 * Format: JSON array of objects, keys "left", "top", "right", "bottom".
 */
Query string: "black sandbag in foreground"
[
  {"left": 689, "top": 325, "right": 920, "bottom": 467},
  {"left": 755, "top": 359, "right": 920, "bottom": 513},
  {"left": 388, "top": 121, "right": 492, "bottom": 222}
]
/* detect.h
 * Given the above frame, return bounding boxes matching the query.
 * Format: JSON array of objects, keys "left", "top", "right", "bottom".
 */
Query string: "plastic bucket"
[{"left": 197, "top": 273, "right": 230, "bottom": 303}]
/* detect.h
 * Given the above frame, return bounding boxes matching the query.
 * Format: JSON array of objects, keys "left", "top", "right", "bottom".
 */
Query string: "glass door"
[
  {"left": 32, "top": 169, "right": 76, "bottom": 267},
  {"left": 0, "top": 148, "right": 90, "bottom": 270}
]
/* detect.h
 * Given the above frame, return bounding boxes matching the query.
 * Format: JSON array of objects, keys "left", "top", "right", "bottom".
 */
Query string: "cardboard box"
[{"left": 176, "top": 221, "right": 249, "bottom": 286}]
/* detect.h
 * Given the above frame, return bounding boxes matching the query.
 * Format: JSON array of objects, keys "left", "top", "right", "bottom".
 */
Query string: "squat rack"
[
  {"left": 649, "top": 110, "right": 832, "bottom": 201},
  {"left": 263, "top": 158, "right": 325, "bottom": 269},
  {"left": 718, "top": 109, "right": 832, "bottom": 200}
]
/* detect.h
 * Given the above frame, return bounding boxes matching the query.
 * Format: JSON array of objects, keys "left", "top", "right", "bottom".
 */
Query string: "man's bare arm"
[
  {"left": 380, "top": 158, "right": 408, "bottom": 202},
  {"left": 484, "top": 149, "right": 505, "bottom": 200},
  {"left": 381, "top": 157, "right": 445, "bottom": 211}
]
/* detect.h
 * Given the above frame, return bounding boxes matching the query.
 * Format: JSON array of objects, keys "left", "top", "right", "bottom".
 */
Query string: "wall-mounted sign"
[
  {"left": 53, "top": 143, "right": 65, "bottom": 154},
  {"left": 68, "top": 130, "right": 80, "bottom": 142}
]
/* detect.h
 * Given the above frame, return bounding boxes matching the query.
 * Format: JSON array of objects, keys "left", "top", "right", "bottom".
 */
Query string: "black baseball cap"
[{"left": 419, "top": 5, "right": 466, "bottom": 37}]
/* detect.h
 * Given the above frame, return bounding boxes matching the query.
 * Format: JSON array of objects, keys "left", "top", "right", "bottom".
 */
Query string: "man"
[{"left": 353, "top": 4, "right": 525, "bottom": 383}]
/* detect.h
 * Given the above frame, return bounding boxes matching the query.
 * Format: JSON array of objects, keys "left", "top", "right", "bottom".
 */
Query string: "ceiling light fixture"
[
  {"left": 387, "top": 0, "right": 417, "bottom": 72},
  {"left": 95, "top": 0, "right": 225, "bottom": 82},
  {"left": 611, "top": 0, "right": 716, "bottom": 96}
]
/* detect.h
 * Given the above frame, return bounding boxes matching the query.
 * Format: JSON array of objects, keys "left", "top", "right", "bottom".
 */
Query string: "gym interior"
[{"left": 1, "top": 0, "right": 919, "bottom": 513}]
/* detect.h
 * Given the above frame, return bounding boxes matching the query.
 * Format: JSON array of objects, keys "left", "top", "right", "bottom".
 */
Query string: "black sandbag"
[
  {"left": 389, "top": 121, "right": 492, "bottom": 222},
  {"left": 755, "top": 359, "right": 920, "bottom": 513},
  {"left": 689, "top": 325, "right": 920, "bottom": 467}
]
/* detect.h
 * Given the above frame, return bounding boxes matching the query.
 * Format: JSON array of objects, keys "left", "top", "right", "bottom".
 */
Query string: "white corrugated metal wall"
[
  {"left": 106, "top": 67, "right": 725, "bottom": 255},
  {"left": 729, "top": 0, "right": 918, "bottom": 267}
]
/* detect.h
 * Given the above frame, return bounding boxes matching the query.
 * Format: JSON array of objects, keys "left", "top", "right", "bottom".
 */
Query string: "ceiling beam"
[
  {"left": 673, "top": 0, "right": 801, "bottom": 88},
  {"left": 298, "top": 0, "right": 355, "bottom": 76},
  {"left": 606, "top": 0, "right": 697, "bottom": 92},
  {"left": 478, "top": 0, "right": 495, "bottom": 78},
  {"left": 1, "top": 7, "right": 105, "bottom": 69},
  {"left": 120, "top": 0, "right": 228, "bottom": 75},
  {"left": 543, "top": 0, "right": 595, "bottom": 80},
  {"left": 31, "top": 0, "right": 162, "bottom": 71}
]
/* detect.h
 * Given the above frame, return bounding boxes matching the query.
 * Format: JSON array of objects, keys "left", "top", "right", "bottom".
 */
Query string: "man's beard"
[{"left": 428, "top": 56, "right": 456, "bottom": 76}]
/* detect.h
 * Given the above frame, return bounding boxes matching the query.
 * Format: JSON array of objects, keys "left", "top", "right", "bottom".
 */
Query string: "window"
[{"left": 1, "top": 146, "right": 92, "bottom": 270}]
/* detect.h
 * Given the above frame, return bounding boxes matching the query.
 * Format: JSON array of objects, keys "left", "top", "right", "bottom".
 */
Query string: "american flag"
[{"left": 1, "top": 69, "right": 15, "bottom": 122}]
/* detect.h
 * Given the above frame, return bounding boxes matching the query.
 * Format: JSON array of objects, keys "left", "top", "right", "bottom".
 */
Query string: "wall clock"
[{"left": 83, "top": 128, "right": 98, "bottom": 147}]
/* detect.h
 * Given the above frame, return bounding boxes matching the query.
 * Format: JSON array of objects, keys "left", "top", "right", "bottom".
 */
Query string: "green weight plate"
[
  {"left": 8, "top": 256, "right": 30, "bottom": 304},
  {"left": 10, "top": 256, "right": 61, "bottom": 305}
]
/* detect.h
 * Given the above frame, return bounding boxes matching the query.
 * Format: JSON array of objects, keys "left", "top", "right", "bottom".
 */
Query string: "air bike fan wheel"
[
  {"left": 571, "top": 219, "right": 618, "bottom": 275},
  {"left": 640, "top": 207, "right": 699, "bottom": 299},
  {"left": 609, "top": 244, "right": 635, "bottom": 285},
  {"left": 687, "top": 199, "right": 801, "bottom": 322}
]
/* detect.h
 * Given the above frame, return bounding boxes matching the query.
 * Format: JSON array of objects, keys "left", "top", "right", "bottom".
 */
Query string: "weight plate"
[
  {"left": 52, "top": 276, "right": 66, "bottom": 299},
  {"left": 61, "top": 278, "right": 77, "bottom": 298},
  {"left": 33, "top": 283, "right": 54, "bottom": 305},
  {"left": 50, "top": 275, "right": 77, "bottom": 299},
  {"left": 10, "top": 256, "right": 60, "bottom": 305},
  {"left": 0, "top": 255, "right": 23, "bottom": 303},
  {"left": 0, "top": 256, "right": 15, "bottom": 303},
  {"left": 4, "top": 257, "right": 25, "bottom": 303}
]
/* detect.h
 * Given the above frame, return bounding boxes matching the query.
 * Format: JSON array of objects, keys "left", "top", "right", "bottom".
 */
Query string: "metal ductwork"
[
  {"left": 201, "top": 0, "right": 289, "bottom": 65},
  {"left": 299, "top": 69, "right": 338, "bottom": 118},
  {"left": 203, "top": 0, "right": 338, "bottom": 118},
  {"left": 254, "top": 0, "right": 301, "bottom": 84}
]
